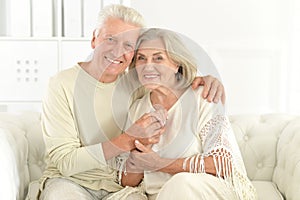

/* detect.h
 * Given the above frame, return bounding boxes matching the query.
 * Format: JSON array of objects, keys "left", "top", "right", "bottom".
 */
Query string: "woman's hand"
[{"left": 126, "top": 140, "right": 169, "bottom": 172}]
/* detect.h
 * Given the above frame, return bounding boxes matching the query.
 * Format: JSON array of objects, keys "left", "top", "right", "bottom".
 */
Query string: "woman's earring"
[{"left": 175, "top": 66, "right": 183, "bottom": 81}]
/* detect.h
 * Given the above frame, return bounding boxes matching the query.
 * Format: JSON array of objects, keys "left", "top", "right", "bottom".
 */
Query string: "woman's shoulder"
[
  {"left": 130, "top": 92, "right": 151, "bottom": 110},
  {"left": 190, "top": 86, "right": 226, "bottom": 115},
  {"left": 129, "top": 92, "right": 152, "bottom": 120}
]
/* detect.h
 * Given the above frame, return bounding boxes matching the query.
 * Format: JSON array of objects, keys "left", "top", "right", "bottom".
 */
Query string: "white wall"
[
  {"left": 131, "top": 0, "right": 299, "bottom": 115},
  {"left": 0, "top": 0, "right": 299, "bottom": 114}
]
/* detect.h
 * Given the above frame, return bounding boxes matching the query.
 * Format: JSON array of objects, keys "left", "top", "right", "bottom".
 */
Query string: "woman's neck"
[{"left": 150, "top": 86, "right": 185, "bottom": 111}]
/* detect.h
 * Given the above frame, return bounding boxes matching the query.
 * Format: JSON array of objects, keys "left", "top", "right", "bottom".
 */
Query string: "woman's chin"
[{"left": 143, "top": 83, "right": 159, "bottom": 90}]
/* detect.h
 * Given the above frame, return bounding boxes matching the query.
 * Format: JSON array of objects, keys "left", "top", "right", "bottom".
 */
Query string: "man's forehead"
[
  {"left": 101, "top": 29, "right": 141, "bottom": 43},
  {"left": 101, "top": 18, "right": 141, "bottom": 35}
]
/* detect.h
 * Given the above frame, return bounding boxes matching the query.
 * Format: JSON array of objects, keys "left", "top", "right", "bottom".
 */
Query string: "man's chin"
[{"left": 102, "top": 69, "right": 124, "bottom": 77}]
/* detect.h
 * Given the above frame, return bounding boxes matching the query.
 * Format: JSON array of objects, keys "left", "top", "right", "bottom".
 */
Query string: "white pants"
[
  {"left": 153, "top": 173, "right": 239, "bottom": 200},
  {"left": 39, "top": 178, "right": 147, "bottom": 200}
]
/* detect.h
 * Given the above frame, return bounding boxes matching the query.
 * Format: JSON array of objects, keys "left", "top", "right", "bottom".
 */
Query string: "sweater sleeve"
[{"left": 41, "top": 76, "right": 106, "bottom": 177}]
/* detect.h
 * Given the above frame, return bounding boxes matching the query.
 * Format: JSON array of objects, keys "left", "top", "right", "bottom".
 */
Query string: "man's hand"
[
  {"left": 191, "top": 75, "right": 225, "bottom": 104},
  {"left": 125, "top": 107, "right": 167, "bottom": 146}
]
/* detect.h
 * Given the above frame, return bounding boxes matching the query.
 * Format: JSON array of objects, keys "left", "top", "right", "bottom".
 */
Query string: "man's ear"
[{"left": 91, "top": 29, "right": 98, "bottom": 49}]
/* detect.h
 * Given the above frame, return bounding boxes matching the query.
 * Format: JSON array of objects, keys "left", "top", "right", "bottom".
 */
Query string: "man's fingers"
[
  {"left": 202, "top": 85, "right": 210, "bottom": 100},
  {"left": 192, "top": 77, "right": 204, "bottom": 89},
  {"left": 207, "top": 80, "right": 223, "bottom": 103},
  {"left": 139, "top": 110, "right": 167, "bottom": 128},
  {"left": 221, "top": 90, "right": 226, "bottom": 104},
  {"left": 201, "top": 76, "right": 213, "bottom": 99},
  {"left": 149, "top": 112, "right": 166, "bottom": 127},
  {"left": 137, "top": 115, "right": 160, "bottom": 128},
  {"left": 146, "top": 121, "right": 165, "bottom": 138},
  {"left": 151, "top": 105, "right": 168, "bottom": 126},
  {"left": 212, "top": 85, "right": 223, "bottom": 103}
]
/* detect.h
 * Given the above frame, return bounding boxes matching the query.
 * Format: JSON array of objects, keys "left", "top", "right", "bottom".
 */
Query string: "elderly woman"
[{"left": 120, "top": 28, "right": 257, "bottom": 200}]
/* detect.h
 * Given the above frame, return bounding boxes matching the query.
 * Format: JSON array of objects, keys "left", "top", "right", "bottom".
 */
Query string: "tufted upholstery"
[
  {"left": 230, "top": 114, "right": 300, "bottom": 200},
  {"left": 0, "top": 112, "right": 45, "bottom": 200},
  {"left": 0, "top": 112, "right": 299, "bottom": 200}
]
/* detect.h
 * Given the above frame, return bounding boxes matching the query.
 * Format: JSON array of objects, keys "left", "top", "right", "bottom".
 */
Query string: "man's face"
[{"left": 92, "top": 18, "right": 141, "bottom": 77}]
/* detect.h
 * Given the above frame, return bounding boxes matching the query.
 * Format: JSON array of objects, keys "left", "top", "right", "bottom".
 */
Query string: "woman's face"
[{"left": 135, "top": 38, "right": 179, "bottom": 90}]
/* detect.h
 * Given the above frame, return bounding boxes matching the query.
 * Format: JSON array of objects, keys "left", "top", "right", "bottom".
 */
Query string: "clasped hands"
[{"left": 124, "top": 105, "right": 168, "bottom": 173}]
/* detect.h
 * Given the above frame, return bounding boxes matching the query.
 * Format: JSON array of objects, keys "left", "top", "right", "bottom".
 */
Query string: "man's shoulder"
[{"left": 50, "top": 65, "right": 79, "bottom": 84}]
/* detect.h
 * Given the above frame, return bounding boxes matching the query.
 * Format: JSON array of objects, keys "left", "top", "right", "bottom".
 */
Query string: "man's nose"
[{"left": 112, "top": 42, "right": 125, "bottom": 57}]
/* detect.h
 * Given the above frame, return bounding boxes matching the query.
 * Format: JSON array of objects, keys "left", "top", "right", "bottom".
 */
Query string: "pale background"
[{"left": 0, "top": 0, "right": 299, "bottom": 115}]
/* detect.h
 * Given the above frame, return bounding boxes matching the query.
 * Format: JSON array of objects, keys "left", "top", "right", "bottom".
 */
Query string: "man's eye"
[
  {"left": 106, "top": 37, "right": 115, "bottom": 43},
  {"left": 124, "top": 43, "right": 134, "bottom": 50}
]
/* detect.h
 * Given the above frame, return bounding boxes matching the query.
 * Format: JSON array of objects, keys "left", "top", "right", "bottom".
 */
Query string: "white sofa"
[{"left": 0, "top": 111, "right": 299, "bottom": 200}]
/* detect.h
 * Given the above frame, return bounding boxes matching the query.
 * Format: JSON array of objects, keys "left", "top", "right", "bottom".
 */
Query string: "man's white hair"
[{"left": 96, "top": 4, "right": 145, "bottom": 29}]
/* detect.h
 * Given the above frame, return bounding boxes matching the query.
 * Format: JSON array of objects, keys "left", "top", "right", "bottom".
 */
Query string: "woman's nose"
[{"left": 144, "top": 63, "right": 156, "bottom": 70}]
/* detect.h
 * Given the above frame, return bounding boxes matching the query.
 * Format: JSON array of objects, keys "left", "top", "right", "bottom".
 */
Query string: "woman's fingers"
[{"left": 134, "top": 140, "right": 150, "bottom": 152}]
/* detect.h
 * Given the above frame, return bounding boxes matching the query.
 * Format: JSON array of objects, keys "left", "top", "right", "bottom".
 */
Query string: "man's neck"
[
  {"left": 79, "top": 62, "right": 118, "bottom": 83},
  {"left": 99, "top": 73, "right": 118, "bottom": 83}
]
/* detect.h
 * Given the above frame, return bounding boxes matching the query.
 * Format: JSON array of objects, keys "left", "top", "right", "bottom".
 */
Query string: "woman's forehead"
[{"left": 139, "top": 38, "right": 165, "bottom": 50}]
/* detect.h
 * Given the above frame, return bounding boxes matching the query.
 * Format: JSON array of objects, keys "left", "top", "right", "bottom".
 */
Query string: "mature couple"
[{"left": 34, "top": 4, "right": 256, "bottom": 200}]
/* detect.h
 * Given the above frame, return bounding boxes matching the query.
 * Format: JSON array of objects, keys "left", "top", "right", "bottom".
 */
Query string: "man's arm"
[{"left": 43, "top": 77, "right": 165, "bottom": 177}]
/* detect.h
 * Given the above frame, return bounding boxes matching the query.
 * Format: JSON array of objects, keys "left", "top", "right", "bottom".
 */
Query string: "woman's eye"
[
  {"left": 154, "top": 56, "right": 163, "bottom": 61},
  {"left": 137, "top": 56, "right": 145, "bottom": 61}
]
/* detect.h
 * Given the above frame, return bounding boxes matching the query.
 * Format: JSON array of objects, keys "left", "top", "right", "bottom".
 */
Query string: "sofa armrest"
[
  {"left": 273, "top": 117, "right": 300, "bottom": 200},
  {"left": 0, "top": 127, "right": 29, "bottom": 200}
]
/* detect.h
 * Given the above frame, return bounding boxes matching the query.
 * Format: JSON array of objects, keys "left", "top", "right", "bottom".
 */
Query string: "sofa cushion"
[
  {"left": 252, "top": 181, "right": 283, "bottom": 200},
  {"left": 273, "top": 117, "right": 300, "bottom": 200},
  {"left": 18, "top": 112, "right": 45, "bottom": 182},
  {"left": 229, "top": 114, "right": 294, "bottom": 181}
]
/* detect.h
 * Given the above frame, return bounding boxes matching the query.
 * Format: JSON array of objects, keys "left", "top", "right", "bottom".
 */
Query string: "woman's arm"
[
  {"left": 120, "top": 157, "right": 144, "bottom": 187},
  {"left": 158, "top": 155, "right": 218, "bottom": 176},
  {"left": 129, "top": 140, "right": 228, "bottom": 177}
]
